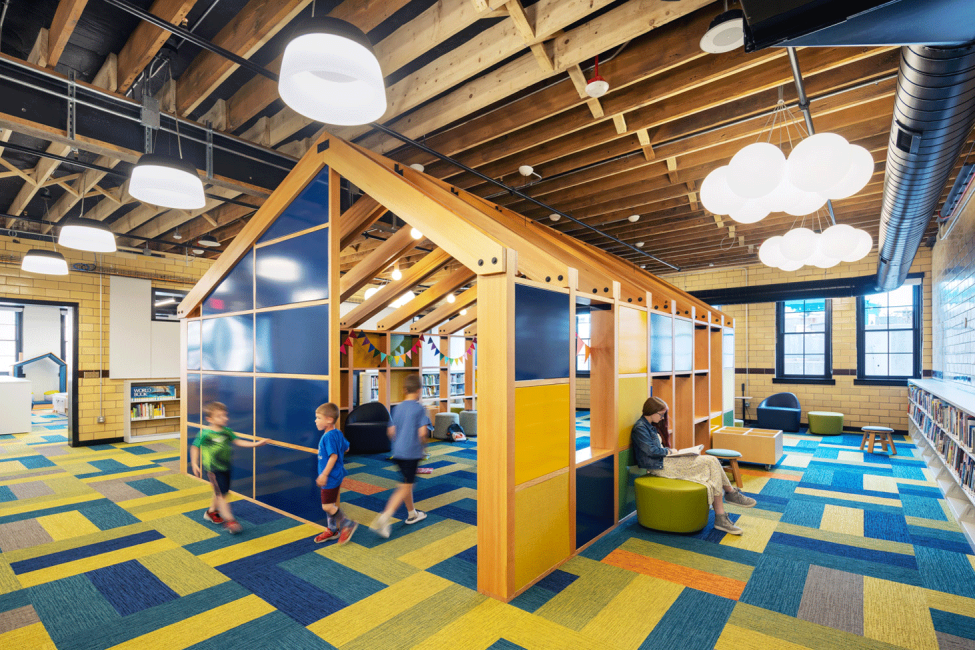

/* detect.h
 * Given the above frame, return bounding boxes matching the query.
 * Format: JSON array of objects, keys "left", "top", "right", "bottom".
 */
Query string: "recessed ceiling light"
[
  {"left": 700, "top": 9, "right": 744, "bottom": 54},
  {"left": 628, "top": 214, "right": 640, "bottom": 222}
]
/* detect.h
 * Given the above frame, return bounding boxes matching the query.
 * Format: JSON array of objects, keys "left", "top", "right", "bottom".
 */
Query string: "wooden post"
[
  {"left": 477, "top": 248, "right": 516, "bottom": 600},
  {"left": 328, "top": 167, "right": 341, "bottom": 407}
]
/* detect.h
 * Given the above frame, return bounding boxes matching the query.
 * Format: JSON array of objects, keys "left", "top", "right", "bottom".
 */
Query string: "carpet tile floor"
[{"left": 1, "top": 413, "right": 975, "bottom": 649}]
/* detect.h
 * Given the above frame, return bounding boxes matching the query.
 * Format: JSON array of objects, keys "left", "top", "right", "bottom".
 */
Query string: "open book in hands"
[{"left": 668, "top": 444, "right": 704, "bottom": 457}]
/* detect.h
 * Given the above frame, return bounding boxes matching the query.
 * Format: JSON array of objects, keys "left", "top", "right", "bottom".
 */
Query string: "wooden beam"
[
  {"left": 339, "top": 227, "right": 420, "bottom": 300},
  {"left": 504, "top": 0, "right": 535, "bottom": 42},
  {"left": 565, "top": 64, "right": 589, "bottom": 100},
  {"left": 665, "top": 157, "right": 678, "bottom": 184},
  {"left": 340, "top": 249, "right": 453, "bottom": 328},
  {"left": 340, "top": 196, "right": 388, "bottom": 250},
  {"left": 29, "top": 29, "right": 49, "bottom": 67},
  {"left": 438, "top": 307, "right": 477, "bottom": 335},
  {"left": 48, "top": 0, "right": 89, "bottom": 67},
  {"left": 377, "top": 267, "right": 475, "bottom": 331},
  {"left": 6, "top": 143, "right": 72, "bottom": 219},
  {"left": 117, "top": 0, "right": 197, "bottom": 93},
  {"left": 613, "top": 114, "right": 627, "bottom": 135},
  {"left": 91, "top": 53, "right": 118, "bottom": 92},
  {"left": 0, "top": 158, "right": 34, "bottom": 185},
  {"left": 409, "top": 286, "right": 477, "bottom": 333},
  {"left": 41, "top": 156, "right": 120, "bottom": 233}
]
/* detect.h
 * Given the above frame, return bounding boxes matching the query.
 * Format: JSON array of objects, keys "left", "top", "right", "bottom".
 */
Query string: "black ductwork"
[{"left": 876, "top": 44, "right": 975, "bottom": 291}]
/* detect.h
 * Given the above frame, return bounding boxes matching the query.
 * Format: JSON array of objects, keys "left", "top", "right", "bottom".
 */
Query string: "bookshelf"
[
  {"left": 421, "top": 371, "right": 440, "bottom": 400},
  {"left": 908, "top": 379, "right": 975, "bottom": 552},
  {"left": 124, "top": 379, "right": 180, "bottom": 443},
  {"left": 449, "top": 371, "right": 465, "bottom": 397}
]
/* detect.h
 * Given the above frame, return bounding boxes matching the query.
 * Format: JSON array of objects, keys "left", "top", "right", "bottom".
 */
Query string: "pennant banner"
[
  {"left": 342, "top": 330, "right": 476, "bottom": 367},
  {"left": 576, "top": 333, "right": 591, "bottom": 361}
]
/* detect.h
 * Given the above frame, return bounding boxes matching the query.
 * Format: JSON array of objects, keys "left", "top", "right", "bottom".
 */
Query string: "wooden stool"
[
  {"left": 706, "top": 448, "right": 743, "bottom": 488},
  {"left": 860, "top": 426, "right": 896, "bottom": 455}
]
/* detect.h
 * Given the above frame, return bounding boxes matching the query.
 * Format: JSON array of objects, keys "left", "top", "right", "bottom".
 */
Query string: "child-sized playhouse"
[{"left": 177, "top": 132, "right": 733, "bottom": 601}]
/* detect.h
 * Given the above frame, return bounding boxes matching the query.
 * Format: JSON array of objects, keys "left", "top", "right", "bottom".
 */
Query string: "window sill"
[
  {"left": 772, "top": 377, "right": 836, "bottom": 385},
  {"left": 853, "top": 378, "right": 912, "bottom": 387}
]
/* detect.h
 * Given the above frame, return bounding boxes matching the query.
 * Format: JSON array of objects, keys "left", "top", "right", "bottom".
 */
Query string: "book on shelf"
[
  {"left": 131, "top": 384, "right": 177, "bottom": 401},
  {"left": 910, "top": 384, "right": 975, "bottom": 496},
  {"left": 131, "top": 402, "right": 167, "bottom": 419}
]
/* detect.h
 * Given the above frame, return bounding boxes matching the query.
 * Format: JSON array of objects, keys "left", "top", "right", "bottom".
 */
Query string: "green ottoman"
[
  {"left": 807, "top": 411, "right": 844, "bottom": 435},
  {"left": 634, "top": 475, "right": 709, "bottom": 533}
]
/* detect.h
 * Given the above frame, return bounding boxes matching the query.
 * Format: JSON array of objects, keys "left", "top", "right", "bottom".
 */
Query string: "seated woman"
[{"left": 631, "top": 396, "right": 756, "bottom": 535}]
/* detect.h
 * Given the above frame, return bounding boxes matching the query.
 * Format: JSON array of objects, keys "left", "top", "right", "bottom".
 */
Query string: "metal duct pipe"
[{"left": 876, "top": 43, "right": 975, "bottom": 291}]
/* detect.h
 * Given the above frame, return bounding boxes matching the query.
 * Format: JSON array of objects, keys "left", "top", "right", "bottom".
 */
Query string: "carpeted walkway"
[{"left": 1, "top": 413, "right": 974, "bottom": 649}]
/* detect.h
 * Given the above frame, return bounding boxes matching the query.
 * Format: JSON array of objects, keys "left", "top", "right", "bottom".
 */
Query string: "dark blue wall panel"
[
  {"left": 187, "top": 320, "right": 201, "bottom": 371},
  {"left": 203, "top": 250, "right": 254, "bottom": 316},
  {"left": 231, "top": 446, "right": 254, "bottom": 498},
  {"left": 187, "top": 373, "right": 201, "bottom": 426},
  {"left": 254, "top": 444, "right": 327, "bottom": 526},
  {"left": 255, "top": 377, "right": 328, "bottom": 448},
  {"left": 258, "top": 171, "right": 329, "bottom": 244},
  {"left": 202, "top": 314, "right": 254, "bottom": 372},
  {"left": 576, "top": 455, "right": 615, "bottom": 548},
  {"left": 255, "top": 304, "right": 329, "bottom": 375},
  {"left": 255, "top": 229, "right": 330, "bottom": 309},
  {"left": 202, "top": 374, "right": 254, "bottom": 436},
  {"left": 515, "top": 284, "right": 571, "bottom": 381}
]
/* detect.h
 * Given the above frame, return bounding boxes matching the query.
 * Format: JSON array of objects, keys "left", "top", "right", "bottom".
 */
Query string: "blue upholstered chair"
[{"left": 756, "top": 392, "right": 801, "bottom": 432}]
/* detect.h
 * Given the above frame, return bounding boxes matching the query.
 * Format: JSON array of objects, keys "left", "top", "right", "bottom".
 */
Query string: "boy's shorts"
[
  {"left": 208, "top": 469, "right": 231, "bottom": 496},
  {"left": 393, "top": 458, "right": 420, "bottom": 484},
  {"left": 320, "top": 487, "right": 341, "bottom": 505}
]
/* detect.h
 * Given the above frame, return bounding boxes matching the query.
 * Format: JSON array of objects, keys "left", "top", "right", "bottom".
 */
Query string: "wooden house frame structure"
[{"left": 178, "top": 130, "right": 734, "bottom": 602}]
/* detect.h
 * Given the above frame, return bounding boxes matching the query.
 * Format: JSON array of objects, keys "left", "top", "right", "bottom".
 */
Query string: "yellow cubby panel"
[
  {"left": 514, "top": 383, "right": 571, "bottom": 486},
  {"left": 515, "top": 471, "right": 571, "bottom": 592},
  {"left": 617, "top": 376, "right": 648, "bottom": 449},
  {"left": 618, "top": 307, "right": 648, "bottom": 374}
]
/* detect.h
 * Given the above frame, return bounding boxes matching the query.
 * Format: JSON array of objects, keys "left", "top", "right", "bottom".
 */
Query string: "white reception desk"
[{"left": 0, "top": 377, "right": 32, "bottom": 434}]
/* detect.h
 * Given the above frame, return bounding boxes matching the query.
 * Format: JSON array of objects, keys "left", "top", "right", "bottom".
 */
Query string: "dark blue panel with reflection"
[
  {"left": 576, "top": 455, "right": 615, "bottom": 548},
  {"left": 515, "top": 284, "right": 571, "bottom": 381},
  {"left": 254, "top": 444, "right": 327, "bottom": 525},
  {"left": 203, "top": 249, "right": 253, "bottom": 316},
  {"left": 255, "top": 377, "right": 328, "bottom": 448},
  {"left": 255, "top": 304, "right": 329, "bottom": 375},
  {"left": 231, "top": 446, "right": 254, "bottom": 498},
  {"left": 187, "top": 320, "right": 201, "bottom": 370},
  {"left": 187, "top": 373, "right": 201, "bottom": 426},
  {"left": 202, "top": 314, "right": 254, "bottom": 372},
  {"left": 258, "top": 171, "right": 329, "bottom": 244},
  {"left": 202, "top": 374, "right": 254, "bottom": 436},
  {"left": 255, "top": 228, "right": 330, "bottom": 309}
]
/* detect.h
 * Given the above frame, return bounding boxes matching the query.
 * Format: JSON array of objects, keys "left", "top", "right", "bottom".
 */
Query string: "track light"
[
  {"left": 279, "top": 17, "right": 386, "bottom": 125},
  {"left": 198, "top": 234, "right": 219, "bottom": 247},
  {"left": 22, "top": 250, "right": 68, "bottom": 275},
  {"left": 129, "top": 154, "right": 206, "bottom": 210},
  {"left": 58, "top": 218, "right": 117, "bottom": 253}
]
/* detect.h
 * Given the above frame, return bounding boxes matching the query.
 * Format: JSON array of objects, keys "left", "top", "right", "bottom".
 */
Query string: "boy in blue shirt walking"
[
  {"left": 370, "top": 374, "right": 431, "bottom": 538},
  {"left": 314, "top": 402, "right": 357, "bottom": 544}
]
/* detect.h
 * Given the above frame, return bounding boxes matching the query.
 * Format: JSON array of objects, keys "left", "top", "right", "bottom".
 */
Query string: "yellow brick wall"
[
  {"left": 576, "top": 376, "right": 590, "bottom": 409},
  {"left": 663, "top": 249, "right": 933, "bottom": 432},
  {"left": 0, "top": 239, "right": 211, "bottom": 443}
]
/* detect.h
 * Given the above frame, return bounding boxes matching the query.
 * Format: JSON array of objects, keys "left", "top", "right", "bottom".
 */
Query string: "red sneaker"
[
  {"left": 204, "top": 510, "right": 224, "bottom": 525},
  {"left": 224, "top": 520, "right": 242, "bottom": 535},
  {"left": 337, "top": 522, "right": 358, "bottom": 546},
  {"left": 314, "top": 528, "right": 336, "bottom": 543}
]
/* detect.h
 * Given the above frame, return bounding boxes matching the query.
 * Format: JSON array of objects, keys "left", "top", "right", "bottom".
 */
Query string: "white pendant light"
[
  {"left": 58, "top": 218, "right": 117, "bottom": 253},
  {"left": 585, "top": 55, "right": 609, "bottom": 98},
  {"left": 783, "top": 190, "right": 827, "bottom": 217},
  {"left": 761, "top": 173, "right": 797, "bottom": 213},
  {"left": 364, "top": 287, "right": 379, "bottom": 300},
  {"left": 409, "top": 163, "right": 425, "bottom": 173},
  {"left": 780, "top": 228, "right": 819, "bottom": 262},
  {"left": 788, "top": 133, "right": 852, "bottom": 193},
  {"left": 447, "top": 294, "right": 455, "bottom": 303},
  {"left": 841, "top": 229, "right": 873, "bottom": 262},
  {"left": 391, "top": 267, "right": 402, "bottom": 281},
  {"left": 727, "top": 142, "right": 786, "bottom": 199},
  {"left": 410, "top": 227, "right": 423, "bottom": 239},
  {"left": 518, "top": 165, "right": 534, "bottom": 177},
  {"left": 460, "top": 309, "right": 467, "bottom": 316},
  {"left": 808, "top": 248, "right": 840, "bottom": 269},
  {"left": 21, "top": 250, "right": 69, "bottom": 275},
  {"left": 636, "top": 242, "right": 645, "bottom": 248},
  {"left": 391, "top": 291, "right": 415, "bottom": 308},
  {"left": 700, "top": 9, "right": 744, "bottom": 54},
  {"left": 822, "top": 145, "right": 874, "bottom": 200},
  {"left": 758, "top": 236, "right": 785, "bottom": 268},
  {"left": 778, "top": 258, "right": 804, "bottom": 272},
  {"left": 820, "top": 223, "right": 858, "bottom": 260},
  {"left": 198, "top": 234, "right": 219, "bottom": 247},
  {"left": 129, "top": 154, "right": 206, "bottom": 210},
  {"left": 627, "top": 214, "right": 640, "bottom": 222},
  {"left": 701, "top": 166, "right": 745, "bottom": 215},
  {"left": 549, "top": 213, "right": 561, "bottom": 222},
  {"left": 278, "top": 17, "right": 386, "bottom": 125},
  {"left": 728, "top": 198, "right": 770, "bottom": 224}
]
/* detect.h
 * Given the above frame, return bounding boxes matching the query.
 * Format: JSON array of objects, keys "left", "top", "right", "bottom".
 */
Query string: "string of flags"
[
  {"left": 339, "top": 331, "right": 477, "bottom": 366},
  {"left": 576, "top": 333, "right": 591, "bottom": 362}
]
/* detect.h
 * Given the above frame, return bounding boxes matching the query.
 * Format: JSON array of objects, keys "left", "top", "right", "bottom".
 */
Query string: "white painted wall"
[
  {"left": 22, "top": 305, "right": 62, "bottom": 396},
  {"left": 110, "top": 277, "right": 179, "bottom": 379}
]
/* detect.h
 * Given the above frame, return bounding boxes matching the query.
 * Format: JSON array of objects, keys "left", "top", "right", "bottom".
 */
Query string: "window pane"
[
  {"left": 784, "top": 311, "right": 804, "bottom": 333},
  {"left": 805, "top": 311, "right": 826, "bottom": 332},
  {"left": 784, "top": 356, "right": 803, "bottom": 375},
  {"left": 865, "top": 331, "right": 887, "bottom": 354},
  {"left": 889, "top": 330, "right": 913, "bottom": 354},
  {"left": 0, "top": 341, "right": 13, "bottom": 359},
  {"left": 887, "top": 285, "right": 913, "bottom": 307},
  {"left": 804, "top": 355, "right": 825, "bottom": 376},
  {"left": 577, "top": 322, "right": 590, "bottom": 338},
  {"left": 0, "top": 311, "right": 14, "bottom": 324},
  {"left": 784, "top": 300, "right": 804, "bottom": 313},
  {"left": 889, "top": 354, "right": 913, "bottom": 376},
  {"left": 805, "top": 333, "right": 825, "bottom": 354},
  {"left": 0, "top": 324, "right": 13, "bottom": 340},
  {"left": 888, "top": 305, "right": 913, "bottom": 329},
  {"left": 805, "top": 299, "right": 826, "bottom": 312},
  {"left": 863, "top": 293, "right": 886, "bottom": 310},
  {"left": 864, "top": 307, "right": 887, "bottom": 329},
  {"left": 864, "top": 354, "right": 888, "bottom": 376},
  {"left": 784, "top": 334, "right": 804, "bottom": 355}
]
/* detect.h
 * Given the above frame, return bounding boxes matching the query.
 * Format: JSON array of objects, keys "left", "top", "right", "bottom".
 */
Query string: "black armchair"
[
  {"left": 345, "top": 402, "right": 391, "bottom": 454},
  {"left": 756, "top": 392, "right": 801, "bottom": 432}
]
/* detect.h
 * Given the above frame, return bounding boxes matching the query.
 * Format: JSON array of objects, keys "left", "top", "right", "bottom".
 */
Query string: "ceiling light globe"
[
  {"left": 58, "top": 218, "right": 117, "bottom": 253},
  {"left": 391, "top": 268, "right": 402, "bottom": 281},
  {"left": 447, "top": 294, "right": 455, "bottom": 303},
  {"left": 788, "top": 133, "right": 852, "bottom": 193},
  {"left": 627, "top": 214, "right": 640, "bottom": 223},
  {"left": 820, "top": 223, "right": 859, "bottom": 260},
  {"left": 518, "top": 165, "right": 534, "bottom": 177},
  {"left": 727, "top": 142, "right": 786, "bottom": 199},
  {"left": 783, "top": 189, "right": 827, "bottom": 216},
  {"left": 585, "top": 78, "right": 609, "bottom": 98},
  {"left": 780, "top": 228, "right": 819, "bottom": 262},
  {"left": 549, "top": 213, "right": 561, "bottom": 222},
  {"left": 761, "top": 173, "right": 798, "bottom": 213},
  {"left": 409, "top": 163, "right": 425, "bottom": 173},
  {"left": 21, "top": 250, "right": 68, "bottom": 275},
  {"left": 700, "top": 166, "right": 745, "bottom": 215},
  {"left": 279, "top": 18, "right": 386, "bottom": 125},
  {"left": 810, "top": 252, "right": 840, "bottom": 268},
  {"left": 822, "top": 145, "right": 874, "bottom": 200},
  {"left": 728, "top": 198, "right": 770, "bottom": 224},
  {"left": 410, "top": 227, "right": 422, "bottom": 239},
  {"left": 758, "top": 236, "right": 785, "bottom": 268},
  {"left": 777, "top": 257, "right": 804, "bottom": 272},
  {"left": 842, "top": 229, "right": 873, "bottom": 262},
  {"left": 129, "top": 154, "right": 206, "bottom": 210}
]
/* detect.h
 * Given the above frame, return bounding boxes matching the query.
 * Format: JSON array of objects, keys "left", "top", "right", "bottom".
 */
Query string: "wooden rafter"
[
  {"left": 48, "top": 0, "right": 89, "bottom": 68},
  {"left": 410, "top": 286, "right": 477, "bottom": 333},
  {"left": 376, "top": 267, "right": 476, "bottom": 331},
  {"left": 339, "top": 227, "right": 422, "bottom": 301},
  {"left": 117, "top": 0, "right": 198, "bottom": 93}
]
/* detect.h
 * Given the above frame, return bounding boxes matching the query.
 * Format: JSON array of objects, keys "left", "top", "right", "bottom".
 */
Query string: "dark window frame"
[
  {"left": 855, "top": 284, "right": 922, "bottom": 386},
  {"left": 775, "top": 298, "right": 833, "bottom": 383},
  {"left": 0, "top": 308, "right": 23, "bottom": 375}
]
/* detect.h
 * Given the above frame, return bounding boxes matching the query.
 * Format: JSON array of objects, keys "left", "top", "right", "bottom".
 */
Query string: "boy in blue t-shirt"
[
  {"left": 313, "top": 402, "right": 357, "bottom": 544},
  {"left": 370, "top": 374, "right": 431, "bottom": 538}
]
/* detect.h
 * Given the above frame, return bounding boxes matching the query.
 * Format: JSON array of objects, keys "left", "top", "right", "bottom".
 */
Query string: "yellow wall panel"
[
  {"left": 618, "top": 307, "right": 648, "bottom": 374},
  {"left": 515, "top": 383, "right": 571, "bottom": 485},
  {"left": 514, "top": 472, "right": 571, "bottom": 591},
  {"left": 617, "top": 376, "right": 648, "bottom": 449}
]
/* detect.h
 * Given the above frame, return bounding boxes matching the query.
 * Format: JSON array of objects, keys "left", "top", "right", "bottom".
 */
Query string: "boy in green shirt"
[{"left": 191, "top": 401, "right": 267, "bottom": 534}]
